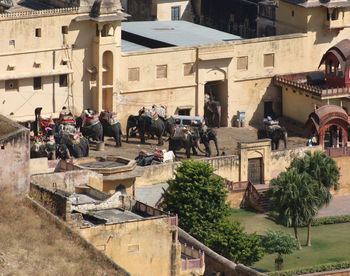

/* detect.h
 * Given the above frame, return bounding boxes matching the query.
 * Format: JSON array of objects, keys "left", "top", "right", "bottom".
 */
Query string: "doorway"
[
  {"left": 204, "top": 80, "right": 228, "bottom": 126},
  {"left": 248, "top": 158, "right": 263, "bottom": 184}
]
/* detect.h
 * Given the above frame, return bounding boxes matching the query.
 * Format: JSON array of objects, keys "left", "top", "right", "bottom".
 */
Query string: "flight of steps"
[{"left": 248, "top": 184, "right": 270, "bottom": 213}]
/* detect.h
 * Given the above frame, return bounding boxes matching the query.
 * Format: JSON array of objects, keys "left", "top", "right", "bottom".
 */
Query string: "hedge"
[
  {"left": 266, "top": 212, "right": 350, "bottom": 227},
  {"left": 266, "top": 261, "right": 350, "bottom": 276}
]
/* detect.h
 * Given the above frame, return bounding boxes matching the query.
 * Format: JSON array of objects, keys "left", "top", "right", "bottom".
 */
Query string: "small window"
[
  {"left": 291, "top": 10, "right": 294, "bottom": 17},
  {"left": 156, "top": 65, "right": 167, "bottom": 79},
  {"left": 9, "top": 40, "right": 15, "bottom": 47},
  {"left": 237, "top": 56, "right": 248, "bottom": 70},
  {"left": 33, "top": 77, "right": 42, "bottom": 90},
  {"left": 35, "top": 28, "right": 41, "bottom": 37},
  {"left": 264, "top": 53, "right": 274, "bottom": 68},
  {"left": 62, "top": 26, "right": 68, "bottom": 34},
  {"left": 332, "top": 9, "right": 338, "bottom": 20},
  {"left": 128, "top": 68, "right": 140, "bottom": 82},
  {"left": 59, "top": 74, "right": 68, "bottom": 87},
  {"left": 184, "top": 63, "right": 194, "bottom": 76},
  {"left": 171, "top": 6, "right": 180, "bottom": 20},
  {"left": 5, "top": 80, "right": 18, "bottom": 91}
]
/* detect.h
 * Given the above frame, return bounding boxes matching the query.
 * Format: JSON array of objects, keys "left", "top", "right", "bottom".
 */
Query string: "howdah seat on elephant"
[{"left": 258, "top": 118, "right": 287, "bottom": 150}]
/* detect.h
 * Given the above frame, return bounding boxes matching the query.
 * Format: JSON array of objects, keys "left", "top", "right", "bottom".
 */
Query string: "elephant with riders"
[{"left": 257, "top": 117, "right": 288, "bottom": 150}]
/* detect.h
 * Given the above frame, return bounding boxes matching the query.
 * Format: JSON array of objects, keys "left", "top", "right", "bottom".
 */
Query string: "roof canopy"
[{"left": 319, "top": 39, "right": 350, "bottom": 74}]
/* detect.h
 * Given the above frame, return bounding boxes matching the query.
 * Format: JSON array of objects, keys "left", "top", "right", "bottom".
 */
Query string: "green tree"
[
  {"left": 268, "top": 168, "right": 319, "bottom": 249},
  {"left": 262, "top": 230, "right": 298, "bottom": 270},
  {"left": 290, "top": 151, "right": 340, "bottom": 246},
  {"left": 161, "top": 160, "right": 264, "bottom": 264},
  {"left": 161, "top": 159, "right": 230, "bottom": 241},
  {"left": 207, "top": 220, "right": 265, "bottom": 266}
]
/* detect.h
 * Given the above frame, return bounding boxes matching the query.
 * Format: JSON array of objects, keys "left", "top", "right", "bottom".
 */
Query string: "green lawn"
[{"left": 229, "top": 209, "right": 350, "bottom": 272}]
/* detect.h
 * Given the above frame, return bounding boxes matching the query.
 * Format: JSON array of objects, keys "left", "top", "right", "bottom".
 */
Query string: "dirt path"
[{"left": 89, "top": 125, "right": 308, "bottom": 161}]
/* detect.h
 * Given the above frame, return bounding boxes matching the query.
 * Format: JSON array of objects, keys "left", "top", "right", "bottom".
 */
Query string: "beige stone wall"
[
  {"left": 102, "top": 179, "right": 134, "bottom": 196},
  {"left": 0, "top": 128, "right": 30, "bottom": 195},
  {"left": 276, "top": 2, "right": 308, "bottom": 34},
  {"left": 78, "top": 217, "right": 175, "bottom": 276},
  {"left": 31, "top": 170, "right": 103, "bottom": 193},
  {"left": 332, "top": 156, "right": 350, "bottom": 196},
  {"left": 282, "top": 86, "right": 350, "bottom": 124},
  {"left": 227, "top": 190, "right": 245, "bottom": 209}
]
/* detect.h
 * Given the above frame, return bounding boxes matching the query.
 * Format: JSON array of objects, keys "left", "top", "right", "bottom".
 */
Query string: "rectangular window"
[
  {"left": 33, "top": 77, "right": 42, "bottom": 90},
  {"left": 62, "top": 26, "right": 68, "bottom": 34},
  {"left": 5, "top": 80, "right": 18, "bottom": 91},
  {"left": 156, "top": 65, "right": 167, "bottom": 79},
  {"left": 128, "top": 67, "right": 140, "bottom": 82},
  {"left": 237, "top": 56, "right": 248, "bottom": 70},
  {"left": 35, "top": 28, "right": 41, "bottom": 37},
  {"left": 9, "top": 40, "right": 15, "bottom": 47},
  {"left": 184, "top": 63, "right": 194, "bottom": 76},
  {"left": 264, "top": 53, "right": 274, "bottom": 68},
  {"left": 171, "top": 6, "right": 180, "bottom": 20},
  {"left": 59, "top": 74, "right": 68, "bottom": 87}
]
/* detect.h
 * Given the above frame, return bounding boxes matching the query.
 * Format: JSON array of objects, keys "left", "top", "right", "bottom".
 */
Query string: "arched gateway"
[{"left": 305, "top": 105, "right": 350, "bottom": 149}]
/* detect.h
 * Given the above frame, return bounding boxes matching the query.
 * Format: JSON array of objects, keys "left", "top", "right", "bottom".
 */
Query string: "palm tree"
[
  {"left": 268, "top": 168, "right": 319, "bottom": 250},
  {"left": 290, "top": 151, "right": 340, "bottom": 246}
]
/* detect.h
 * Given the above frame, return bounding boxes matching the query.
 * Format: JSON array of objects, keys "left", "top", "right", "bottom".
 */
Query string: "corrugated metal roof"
[
  {"left": 122, "top": 40, "right": 151, "bottom": 52},
  {"left": 122, "top": 20, "right": 242, "bottom": 47}
]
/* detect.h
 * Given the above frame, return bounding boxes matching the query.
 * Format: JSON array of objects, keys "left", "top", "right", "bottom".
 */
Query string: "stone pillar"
[{"left": 196, "top": 82, "right": 205, "bottom": 116}]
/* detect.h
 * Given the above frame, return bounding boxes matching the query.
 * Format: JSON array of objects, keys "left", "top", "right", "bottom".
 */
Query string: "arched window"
[{"left": 101, "top": 24, "right": 113, "bottom": 37}]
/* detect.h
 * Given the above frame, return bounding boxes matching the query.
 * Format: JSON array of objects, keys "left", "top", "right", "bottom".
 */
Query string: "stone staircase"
[{"left": 243, "top": 183, "right": 270, "bottom": 212}]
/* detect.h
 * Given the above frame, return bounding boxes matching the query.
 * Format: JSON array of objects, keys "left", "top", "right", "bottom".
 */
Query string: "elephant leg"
[
  {"left": 186, "top": 147, "right": 191, "bottom": 158},
  {"left": 157, "top": 136, "right": 164, "bottom": 146},
  {"left": 192, "top": 146, "right": 198, "bottom": 156},
  {"left": 213, "top": 138, "right": 219, "bottom": 156}
]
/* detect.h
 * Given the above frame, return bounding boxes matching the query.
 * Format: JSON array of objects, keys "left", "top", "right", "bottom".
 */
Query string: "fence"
[
  {"left": 181, "top": 251, "right": 205, "bottom": 271},
  {"left": 0, "top": 7, "right": 79, "bottom": 20}
]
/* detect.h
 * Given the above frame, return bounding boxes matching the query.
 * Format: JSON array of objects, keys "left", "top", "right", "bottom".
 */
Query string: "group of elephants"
[{"left": 29, "top": 106, "right": 221, "bottom": 160}]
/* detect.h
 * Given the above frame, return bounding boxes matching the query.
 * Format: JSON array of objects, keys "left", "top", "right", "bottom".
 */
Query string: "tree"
[
  {"left": 262, "top": 230, "right": 298, "bottom": 270},
  {"left": 268, "top": 168, "right": 319, "bottom": 249},
  {"left": 161, "top": 160, "right": 264, "bottom": 264},
  {"left": 161, "top": 159, "right": 230, "bottom": 241},
  {"left": 207, "top": 219, "right": 265, "bottom": 266},
  {"left": 290, "top": 151, "right": 340, "bottom": 246}
]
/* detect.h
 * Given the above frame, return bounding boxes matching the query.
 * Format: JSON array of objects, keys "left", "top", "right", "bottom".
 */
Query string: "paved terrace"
[{"left": 274, "top": 71, "right": 350, "bottom": 99}]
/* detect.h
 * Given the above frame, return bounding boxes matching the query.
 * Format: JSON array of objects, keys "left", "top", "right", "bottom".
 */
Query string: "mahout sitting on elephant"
[
  {"left": 204, "top": 93, "right": 221, "bottom": 128},
  {"left": 76, "top": 109, "right": 103, "bottom": 142},
  {"left": 168, "top": 122, "right": 219, "bottom": 158},
  {"left": 258, "top": 119, "right": 287, "bottom": 150},
  {"left": 99, "top": 110, "right": 122, "bottom": 147}
]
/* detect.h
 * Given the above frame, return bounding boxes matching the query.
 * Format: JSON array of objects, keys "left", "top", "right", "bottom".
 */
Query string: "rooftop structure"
[{"left": 122, "top": 20, "right": 242, "bottom": 49}]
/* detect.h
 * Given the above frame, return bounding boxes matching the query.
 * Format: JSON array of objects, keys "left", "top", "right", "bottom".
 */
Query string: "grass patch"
[{"left": 230, "top": 208, "right": 350, "bottom": 272}]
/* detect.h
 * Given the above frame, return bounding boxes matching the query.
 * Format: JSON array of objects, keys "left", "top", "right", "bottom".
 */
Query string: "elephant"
[
  {"left": 126, "top": 115, "right": 139, "bottom": 143},
  {"left": 160, "top": 116, "right": 175, "bottom": 137},
  {"left": 56, "top": 132, "right": 89, "bottom": 158},
  {"left": 30, "top": 138, "right": 57, "bottom": 160},
  {"left": 204, "top": 100, "right": 221, "bottom": 128},
  {"left": 99, "top": 111, "right": 122, "bottom": 147},
  {"left": 138, "top": 115, "right": 165, "bottom": 146},
  {"left": 258, "top": 126, "right": 288, "bottom": 150},
  {"left": 168, "top": 127, "right": 214, "bottom": 158},
  {"left": 199, "top": 127, "right": 220, "bottom": 157},
  {"left": 76, "top": 110, "right": 103, "bottom": 142}
]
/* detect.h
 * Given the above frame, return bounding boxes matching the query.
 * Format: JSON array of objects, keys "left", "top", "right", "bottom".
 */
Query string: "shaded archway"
[
  {"left": 102, "top": 50, "right": 113, "bottom": 111},
  {"left": 305, "top": 105, "right": 350, "bottom": 149}
]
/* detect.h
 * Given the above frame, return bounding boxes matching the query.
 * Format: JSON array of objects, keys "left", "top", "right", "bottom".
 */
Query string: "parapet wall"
[{"left": 31, "top": 170, "right": 103, "bottom": 193}]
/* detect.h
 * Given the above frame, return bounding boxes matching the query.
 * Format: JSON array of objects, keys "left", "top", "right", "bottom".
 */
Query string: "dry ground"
[
  {"left": 89, "top": 124, "right": 308, "bottom": 161},
  {"left": 0, "top": 189, "right": 122, "bottom": 276}
]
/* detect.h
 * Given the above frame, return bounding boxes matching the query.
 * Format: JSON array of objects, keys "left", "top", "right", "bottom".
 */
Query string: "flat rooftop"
[
  {"left": 87, "top": 209, "right": 142, "bottom": 224},
  {"left": 136, "top": 183, "right": 169, "bottom": 207},
  {"left": 122, "top": 20, "right": 242, "bottom": 49},
  {"left": 122, "top": 39, "right": 150, "bottom": 52}
]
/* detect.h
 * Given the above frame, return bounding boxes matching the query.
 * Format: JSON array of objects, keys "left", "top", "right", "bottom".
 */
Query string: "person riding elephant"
[
  {"left": 258, "top": 124, "right": 288, "bottom": 150},
  {"left": 30, "top": 135, "right": 57, "bottom": 160},
  {"left": 76, "top": 109, "right": 103, "bottom": 142},
  {"left": 204, "top": 94, "right": 221, "bottom": 128},
  {"left": 138, "top": 107, "right": 165, "bottom": 146},
  {"left": 99, "top": 110, "right": 122, "bottom": 147},
  {"left": 168, "top": 127, "right": 202, "bottom": 158}
]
